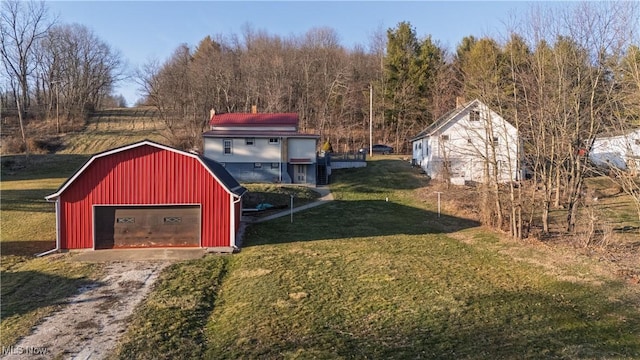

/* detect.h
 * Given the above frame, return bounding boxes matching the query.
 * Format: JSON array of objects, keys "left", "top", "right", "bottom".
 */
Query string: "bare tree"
[
  {"left": 40, "top": 24, "right": 123, "bottom": 122},
  {"left": 0, "top": 0, "right": 54, "bottom": 119},
  {"left": 510, "top": 2, "right": 638, "bottom": 236}
]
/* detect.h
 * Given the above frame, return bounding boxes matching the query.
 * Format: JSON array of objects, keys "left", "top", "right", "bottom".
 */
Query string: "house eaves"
[
  {"left": 409, "top": 99, "right": 481, "bottom": 142},
  {"left": 203, "top": 130, "right": 319, "bottom": 139}
]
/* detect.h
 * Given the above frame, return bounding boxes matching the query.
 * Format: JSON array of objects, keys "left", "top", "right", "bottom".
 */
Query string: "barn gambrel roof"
[{"left": 45, "top": 140, "right": 246, "bottom": 201}]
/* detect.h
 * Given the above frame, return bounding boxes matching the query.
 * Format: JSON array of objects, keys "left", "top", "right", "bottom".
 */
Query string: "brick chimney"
[
  {"left": 210, "top": 108, "right": 215, "bottom": 119},
  {"left": 251, "top": 105, "right": 257, "bottom": 114},
  {"left": 456, "top": 97, "right": 466, "bottom": 108}
]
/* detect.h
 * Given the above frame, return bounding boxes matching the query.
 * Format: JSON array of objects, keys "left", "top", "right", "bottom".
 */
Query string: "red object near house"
[
  {"left": 45, "top": 140, "right": 246, "bottom": 250},
  {"left": 210, "top": 112, "right": 299, "bottom": 128}
]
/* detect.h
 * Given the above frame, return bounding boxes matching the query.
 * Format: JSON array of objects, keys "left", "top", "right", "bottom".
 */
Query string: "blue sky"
[{"left": 47, "top": 1, "right": 538, "bottom": 106}]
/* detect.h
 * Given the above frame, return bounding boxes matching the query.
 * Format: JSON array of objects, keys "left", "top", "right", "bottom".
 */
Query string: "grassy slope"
[
  {"left": 60, "top": 107, "right": 166, "bottom": 154},
  {"left": 115, "top": 158, "right": 640, "bottom": 359}
]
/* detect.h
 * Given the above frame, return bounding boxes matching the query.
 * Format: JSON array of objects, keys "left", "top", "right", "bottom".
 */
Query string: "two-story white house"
[
  {"left": 410, "top": 99, "right": 522, "bottom": 184},
  {"left": 202, "top": 110, "right": 320, "bottom": 185}
]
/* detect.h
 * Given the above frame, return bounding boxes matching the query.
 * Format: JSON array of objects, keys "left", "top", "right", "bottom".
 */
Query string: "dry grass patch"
[{"left": 61, "top": 107, "right": 166, "bottom": 154}]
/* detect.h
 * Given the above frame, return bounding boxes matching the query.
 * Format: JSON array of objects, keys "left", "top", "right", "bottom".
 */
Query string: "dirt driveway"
[{"left": 3, "top": 261, "right": 168, "bottom": 360}]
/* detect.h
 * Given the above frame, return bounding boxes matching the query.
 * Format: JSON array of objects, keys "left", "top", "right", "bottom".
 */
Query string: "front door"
[{"left": 295, "top": 164, "right": 306, "bottom": 183}]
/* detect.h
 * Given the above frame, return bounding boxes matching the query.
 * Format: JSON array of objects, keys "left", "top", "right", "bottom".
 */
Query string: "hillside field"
[{"left": 1, "top": 108, "right": 639, "bottom": 358}]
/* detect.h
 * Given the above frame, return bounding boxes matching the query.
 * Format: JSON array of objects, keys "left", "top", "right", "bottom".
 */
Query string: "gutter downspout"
[
  {"left": 279, "top": 136, "right": 283, "bottom": 182},
  {"left": 230, "top": 191, "right": 245, "bottom": 251},
  {"left": 37, "top": 198, "right": 60, "bottom": 257}
]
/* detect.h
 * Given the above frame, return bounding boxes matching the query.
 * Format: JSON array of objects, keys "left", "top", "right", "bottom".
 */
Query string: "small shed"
[{"left": 45, "top": 140, "right": 246, "bottom": 251}]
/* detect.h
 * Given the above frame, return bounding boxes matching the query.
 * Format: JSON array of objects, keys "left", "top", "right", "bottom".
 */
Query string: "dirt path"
[{"left": 3, "top": 261, "right": 169, "bottom": 360}]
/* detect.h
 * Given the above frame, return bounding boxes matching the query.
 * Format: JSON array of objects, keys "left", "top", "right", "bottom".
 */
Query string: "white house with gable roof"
[{"left": 410, "top": 99, "right": 522, "bottom": 184}]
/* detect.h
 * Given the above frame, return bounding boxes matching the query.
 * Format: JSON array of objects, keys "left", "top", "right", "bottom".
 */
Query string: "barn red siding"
[{"left": 58, "top": 145, "right": 233, "bottom": 249}]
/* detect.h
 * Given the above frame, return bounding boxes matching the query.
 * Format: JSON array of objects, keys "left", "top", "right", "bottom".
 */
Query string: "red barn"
[{"left": 45, "top": 140, "right": 246, "bottom": 251}]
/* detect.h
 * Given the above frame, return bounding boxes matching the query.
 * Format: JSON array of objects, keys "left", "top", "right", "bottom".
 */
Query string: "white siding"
[
  {"left": 590, "top": 129, "right": 640, "bottom": 170},
  {"left": 204, "top": 137, "right": 281, "bottom": 163},
  {"left": 414, "top": 101, "right": 521, "bottom": 183},
  {"left": 288, "top": 138, "right": 317, "bottom": 162}
]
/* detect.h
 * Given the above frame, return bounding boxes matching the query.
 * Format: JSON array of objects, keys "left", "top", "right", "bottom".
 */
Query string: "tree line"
[{"left": 1, "top": 0, "right": 124, "bottom": 146}]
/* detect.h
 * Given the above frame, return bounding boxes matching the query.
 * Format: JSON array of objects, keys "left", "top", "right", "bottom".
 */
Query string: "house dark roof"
[
  {"left": 410, "top": 99, "right": 480, "bottom": 142},
  {"left": 210, "top": 113, "right": 299, "bottom": 127}
]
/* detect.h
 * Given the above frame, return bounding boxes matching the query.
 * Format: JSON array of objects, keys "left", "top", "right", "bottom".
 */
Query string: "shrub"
[{"left": 2, "top": 137, "right": 26, "bottom": 154}]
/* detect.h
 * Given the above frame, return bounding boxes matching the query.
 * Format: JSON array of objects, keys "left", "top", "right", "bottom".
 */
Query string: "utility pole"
[
  {"left": 55, "top": 81, "right": 60, "bottom": 133},
  {"left": 369, "top": 84, "right": 373, "bottom": 157}
]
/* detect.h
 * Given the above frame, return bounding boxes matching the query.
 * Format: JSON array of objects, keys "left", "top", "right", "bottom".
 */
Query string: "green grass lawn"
[
  {"left": 0, "top": 155, "right": 103, "bottom": 348},
  {"left": 113, "top": 158, "right": 640, "bottom": 359}
]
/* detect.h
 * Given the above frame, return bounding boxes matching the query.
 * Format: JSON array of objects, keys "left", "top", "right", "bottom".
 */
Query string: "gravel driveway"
[{"left": 3, "top": 261, "right": 169, "bottom": 360}]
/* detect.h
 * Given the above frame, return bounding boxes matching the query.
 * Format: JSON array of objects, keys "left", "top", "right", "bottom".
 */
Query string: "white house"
[
  {"left": 410, "top": 99, "right": 522, "bottom": 184},
  {"left": 589, "top": 129, "right": 640, "bottom": 174},
  {"left": 202, "top": 110, "right": 321, "bottom": 185}
]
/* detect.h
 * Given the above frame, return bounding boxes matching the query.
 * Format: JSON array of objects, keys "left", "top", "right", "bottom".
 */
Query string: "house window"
[
  {"left": 254, "top": 162, "right": 262, "bottom": 168},
  {"left": 470, "top": 110, "right": 480, "bottom": 121},
  {"left": 493, "top": 136, "right": 499, "bottom": 144},
  {"left": 117, "top": 217, "right": 135, "bottom": 224},
  {"left": 467, "top": 138, "right": 472, "bottom": 144},
  {"left": 271, "top": 162, "right": 279, "bottom": 169},
  {"left": 635, "top": 139, "right": 640, "bottom": 145},
  {"left": 245, "top": 138, "right": 255, "bottom": 145},
  {"left": 441, "top": 135, "right": 450, "bottom": 141},
  {"left": 269, "top": 138, "right": 280, "bottom": 144},
  {"left": 164, "top": 217, "right": 182, "bottom": 224},
  {"left": 223, "top": 139, "right": 232, "bottom": 155}
]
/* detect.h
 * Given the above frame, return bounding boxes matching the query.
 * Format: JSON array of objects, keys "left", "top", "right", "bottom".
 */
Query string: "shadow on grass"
[
  {"left": 243, "top": 199, "right": 480, "bottom": 247},
  {"left": 1, "top": 154, "right": 89, "bottom": 181},
  {"left": 330, "top": 159, "right": 428, "bottom": 192},
  {"left": 1, "top": 241, "right": 56, "bottom": 256},
  {"left": 0, "top": 270, "right": 102, "bottom": 320},
  {"left": 0, "top": 189, "right": 56, "bottom": 212},
  {"left": 301, "top": 288, "right": 640, "bottom": 359},
  {"left": 80, "top": 129, "right": 160, "bottom": 137},
  {"left": 91, "top": 108, "right": 158, "bottom": 118}
]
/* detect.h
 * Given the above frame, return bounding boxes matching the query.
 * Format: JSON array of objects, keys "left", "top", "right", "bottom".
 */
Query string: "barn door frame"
[{"left": 92, "top": 203, "right": 202, "bottom": 250}]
